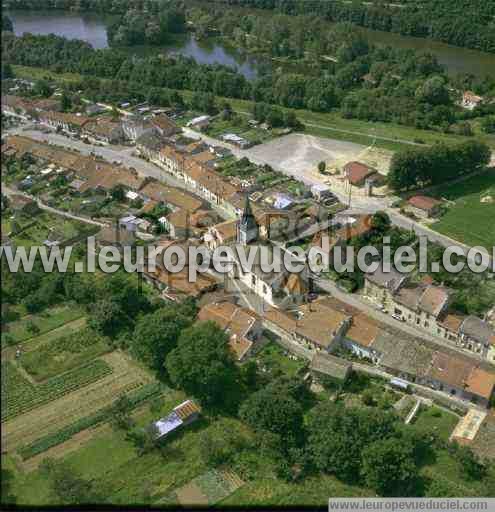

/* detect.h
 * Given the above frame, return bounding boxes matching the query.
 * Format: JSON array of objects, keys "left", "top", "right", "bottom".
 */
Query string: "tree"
[
  {"left": 361, "top": 438, "right": 419, "bottom": 496},
  {"left": 131, "top": 304, "right": 194, "bottom": 378},
  {"left": 454, "top": 445, "right": 486, "bottom": 481},
  {"left": 306, "top": 402, "right": 396, "bottom": 483},
  {"left": 1, "top": 468, "right": 15, "bottom": 505},
  {"left": 111, "top": 184, "right": 126, "bottom": 201},
  {"left": 239, "top": 385, "right": 304, "bottom": 446},
  {"left": 416, "top": 76, "right": 451, "bottom": 106},
  {"left": 166, "top": 321, "right": 240, "bottom": 410},
  {"left": 317, "top": 161, "right": 326, "bottom": 174},
  {"left": 481, "top": 116, "right": 495, "bottom": 134},
  {"left": 61, "top": 91, "right": 72, "bottom": 112},
  {"left": 126, "top": 426, "right": 158, "bottom": 456},
  {"left": 33, "top": 79, "right": 52, "bottom": 98},
  {"left": 2, "top": 15, "right": 13, "bottom": 32},
  {"left": 198, "top": 423, "right": 245, "bottom": 467},
  {"left": 39, "top": 458, "right": 102, "bottom": 504},
  {"left": 88, "top": 299, "right": 126, "bottom": 337},
  {"left": 109, "top": 395, "right": 134, "bottom": 431}
]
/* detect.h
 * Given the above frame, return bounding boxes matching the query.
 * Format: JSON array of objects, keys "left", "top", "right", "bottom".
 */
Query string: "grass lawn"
[
  {"left": 410, "top": 405, "right": 459, "bottom": 442},
  {"left": 430, "top": 172, "right": 495, "bottom": 249},
  {"left": 255, "top": 340, "right": 307, "bottom": 378},
  {"left": 1, "top": 304, "right": 86, "bottom": 345}
]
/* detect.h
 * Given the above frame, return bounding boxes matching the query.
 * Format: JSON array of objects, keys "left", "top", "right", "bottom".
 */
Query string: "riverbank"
[{"left": 12, "top": 65, "right": 495, "bottom": 153}]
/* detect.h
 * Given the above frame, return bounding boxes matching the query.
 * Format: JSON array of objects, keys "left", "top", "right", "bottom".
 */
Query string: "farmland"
[{"left": 431, "top": 171, "right": 495, "bottom": 250}]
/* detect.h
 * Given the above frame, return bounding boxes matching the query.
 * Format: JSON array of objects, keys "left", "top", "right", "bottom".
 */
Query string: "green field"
[
  {"left": 256, "top": 340, "right": 307, "bottom": 378},
  {"left": 431, "top": 172, "right": 495, "bottom": 250},
  {"left": 410, "top": 405, "right": 460, "bottom": 442},
  {"left": 1, "top": 359, "right": 112, "bottom": 421},
  {"left": 19, "top": 328, "right": 110, "bottom": 381},
  {"left": 1, "top": 304, "right": 85, "bottom": 346}
]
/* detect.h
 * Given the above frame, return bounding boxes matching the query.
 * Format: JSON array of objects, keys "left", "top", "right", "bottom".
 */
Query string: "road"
[{"left": 9, "top": 127, "right": 493, "bottom": 267}]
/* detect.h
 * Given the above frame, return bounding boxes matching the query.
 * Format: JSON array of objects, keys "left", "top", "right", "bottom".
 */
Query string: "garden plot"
[
  {"left": 1, "top": 351, "right": 154, "bottom": 452},
  {"left": 161, "top": 468, "right": 244, "bottom": 506}
]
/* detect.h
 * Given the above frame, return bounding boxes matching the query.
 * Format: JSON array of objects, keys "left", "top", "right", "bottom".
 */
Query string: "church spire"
[{"left": 238, "top": 193, "right": 259, "bottom": 245}]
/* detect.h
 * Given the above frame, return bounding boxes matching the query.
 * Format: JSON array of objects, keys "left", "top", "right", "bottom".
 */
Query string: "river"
[{"left": 7, "top": 10, "right": 495, "bottom": 80}]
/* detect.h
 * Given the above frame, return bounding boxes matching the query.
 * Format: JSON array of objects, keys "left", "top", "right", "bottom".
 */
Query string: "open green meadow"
[{"left": 431, "top": 172, "right": 495, "bottom": 250}]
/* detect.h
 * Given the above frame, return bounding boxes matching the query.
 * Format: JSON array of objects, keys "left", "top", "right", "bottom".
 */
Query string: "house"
[
  {"left": 424, "top": 351, "right": 495, "bottom": 408},
  {"left": 405, "top": 195, "right": 443, "bottom": 219},
  {"left": 221, "top": 133, "right": 252, "bottom": 149},
  {"left": 310, "top": 352, "right": 352, "bottom": 385},
  {"left": 139, "top": 180, "right": 203, "bottom": 213},
  {"left": 461, "top": 91, "right": 483, "bottom": 110},
  {"left": 364, "top": 265, "right": 408, "bottom": 310},
  {"left": 30, "top": 98, "right": 62, "bottom": 113},
  {"left": 164, "top": 209, "right": 218, "bottom": 239},
  {"left": 293, "top": 300, "right": 351, "bottom": 352},
  {"left": 1, "top": 95, "right": 33, "bottom": 118},
  {"left": 39, "top": 111, "right": 90, "bottom": 135},
  {"left": 458, "top": 316, "right": 495, "bottom": 358},
  {"left": 186, "top": 115, "right": 211, "bottom": 131},
  {"left": 342, "top": 313, "right": 381, "bottom": 362},
  {"left": 136, "top": 132, "right": 167, "bottom": 162},
  {"left": 263, "top": 298, "right": 351, "bottom": 352},
  {"left": 204, "top": 220, "right": 238, "bottom": 251},
  {"left": 198, "top": 302, "right": 262, "bottom": 361},
  {"left": 311, "top": 184, "right": 334, "bottom": 202},
  {"left": 150, "top": 114, "right": 181, "bottom": 138},
  {"left": 343, "top": 161, "right": 382, "bottom": 195},
  {"left": 82, "top": 118, "right": 124, "bottom": 145},
  {"left": 150, "top": 400, "right": 201, "bottom": 440},
  {"left": 119, "top": 215, "right": 151, "bottom": 233},
  {"left": 391, "top": 283, "right": 452, "bottom": 336},
  {"left": 122, "top": 115, "right": 154, "bottom": 142}
]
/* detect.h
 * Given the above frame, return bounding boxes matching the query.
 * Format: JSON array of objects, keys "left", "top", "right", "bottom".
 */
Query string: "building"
[
  {"left": 458, "top": 316, "right": 495, "bottom": 358},
  {"left": 461, "top": 91, "right": 483, "bottom": 110},
  {"left": 150, "top": 114, "right": 181, "bottom": 138},
  {"left": 186, "top": 115, "right": 211, "bottom": 131},
  {"left": 122, "top": 115, "right": 154, "bottom": 142},
  {"left": 39, "top": 111, "right": 90, "bottom": 135},
  {"left": 342, "top": 313, "right": 382, "bottom": 362},
  {"left": 343, "top": 161, "right": 383, "bottom": 196},
  {"left": 139, "top": 180, "right": 203, "bottom": 214},
  {"left": 150, "top": 400, "right": 201, "bottom": 440},
  {"left": 163, "top": 209, "right": 218, "bottom": 240},
  {"left": 405, "top": 195, "right": 443, "bottom": 219},
  {"left": 364, "top": 265, "right": 408, "bottom": 311},
  {"left": 221, "top": 133, "right": 252, "bottom": 149},
  {"left": 310, "top": 352, "right": 352, "bottom": 385},
  {"left": 198, "top": 302, "right": 262, "bottom": 362},
  {"left": 82, "top": 118, "right": 124, "bottom": 145},
  {"left": 204, "top": 220, "right": 238, "bottom": 251},
  {"left": 237, "top": 195, "right": 259, "bottom": 246},
  {"left": 135, "top": 132, "right": 167, "bottom": 162}
]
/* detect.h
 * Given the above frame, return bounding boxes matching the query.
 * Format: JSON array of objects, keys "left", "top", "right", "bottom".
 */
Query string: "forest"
[
  {"left": 3, "top": 25, "right": 495, "bottom": 136},
  {"left": 4, "top": 0, "right": 495, "bottom": 53},
  {"left": 198, "top": 0, "right": 495, "bottom": 53}
]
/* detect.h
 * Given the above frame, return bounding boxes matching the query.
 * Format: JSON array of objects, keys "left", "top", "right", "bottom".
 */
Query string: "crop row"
[
  {"left": 18, "top": 382, "right": 166, "bottom": 460},
  {"left": 2, "top": 359, "right": 113, "bottom": 422}
]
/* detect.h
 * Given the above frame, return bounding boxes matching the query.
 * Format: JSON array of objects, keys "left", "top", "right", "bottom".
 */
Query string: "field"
[
  {"left": 1, "top": 304, "right": 85, "bottom": 346},
  {"left": 431, "top": 172, "right": 495, "bottom": 249},
  {"left": 255, "top": 341, "right": 307, "bottom": 378}
]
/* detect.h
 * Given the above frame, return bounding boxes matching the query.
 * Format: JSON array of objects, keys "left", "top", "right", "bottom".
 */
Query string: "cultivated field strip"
[
  {"left": 1, "top": 359, "right": 112, "bottom": 421},
  {"left": 1, "top": 351, "right": 154, "bottom": 451}
]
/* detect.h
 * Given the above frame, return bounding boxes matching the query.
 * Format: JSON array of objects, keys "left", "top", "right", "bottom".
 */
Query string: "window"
[
  {"left": 263, "top": 284, "right": 268, "bottom": 295},
  {"left": 251, "top": 275, "right": 256, "bottom": 286}
]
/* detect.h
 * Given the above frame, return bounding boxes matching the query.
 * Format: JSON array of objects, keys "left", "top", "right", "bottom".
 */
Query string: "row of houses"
[
  {"left": 261, "top": 296, "right": 495, "bottom": 408},
  {"left": 364, "top": 266, "right": 495, "bottom": 359}
]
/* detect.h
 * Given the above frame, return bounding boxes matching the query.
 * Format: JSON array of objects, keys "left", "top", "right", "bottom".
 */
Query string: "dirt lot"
[{"left": 243, "top": 133, "right": 393, "bottom": 186}]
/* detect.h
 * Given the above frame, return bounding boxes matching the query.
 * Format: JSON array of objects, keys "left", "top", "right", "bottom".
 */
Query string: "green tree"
[
  {"left": 61, "top": 91, "right": 72, "bottom": 112},
  {"left": 131, "top": 304, "right": 194, "bottom": 378},
  {"left": 33, "top": 79, "right": 52, "bottom": 98},
  {"left": 307, "top": 402, "right": 396, "bottom": 483},
  {"left": 318, "top": 161, "right": 326, "bottom": 173},
  {"left": 361, "top": 438, "right": 419, "bottom": 496},
  {"left": 239, "top": 385, "right": 304, "bottom": 446},
  {"left": 166, "top": 321, "right": 240, "bottom": 410},
  {"left": 88, "top": 299, "right": 126, "bottom": 337}
]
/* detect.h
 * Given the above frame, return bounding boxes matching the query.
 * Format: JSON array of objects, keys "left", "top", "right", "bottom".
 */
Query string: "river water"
[{"left": 7, "top": 10, "right": 495, "bottom": 80}]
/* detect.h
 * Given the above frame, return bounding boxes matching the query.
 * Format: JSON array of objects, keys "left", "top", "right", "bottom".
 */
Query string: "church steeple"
[{"left": 237, "top": 194, "right": 259, "bottom": 245}]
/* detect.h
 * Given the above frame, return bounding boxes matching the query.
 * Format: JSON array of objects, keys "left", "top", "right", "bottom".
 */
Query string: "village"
[{"left": 2, "top": 80, "right": 495, "bottom": 505}]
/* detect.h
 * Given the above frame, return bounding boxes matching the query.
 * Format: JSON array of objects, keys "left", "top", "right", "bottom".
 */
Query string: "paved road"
[{"left": 10, "top": 127, "right": 493, "bottom": 267}]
